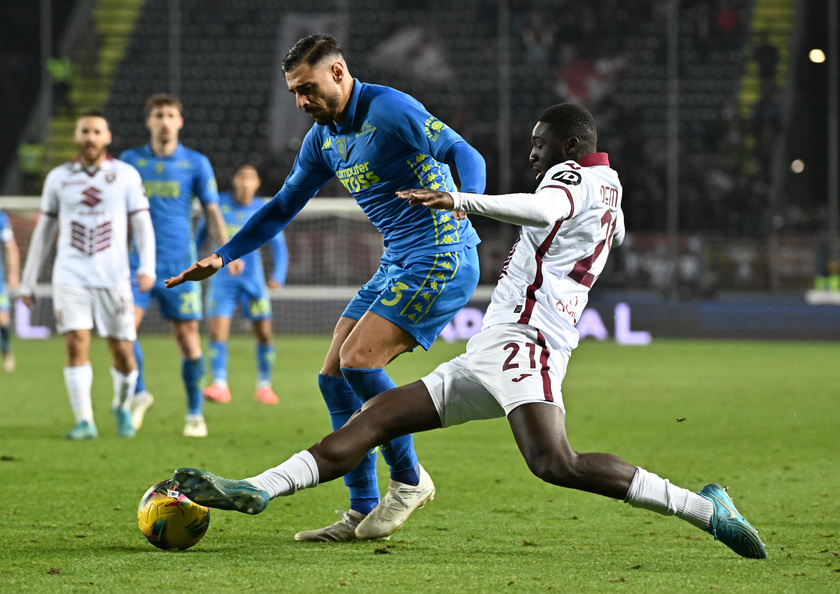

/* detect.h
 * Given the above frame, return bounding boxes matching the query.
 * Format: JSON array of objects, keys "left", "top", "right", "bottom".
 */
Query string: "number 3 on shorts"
[{"left": 381, "top": 281, "right": 409, "bottom": 307}]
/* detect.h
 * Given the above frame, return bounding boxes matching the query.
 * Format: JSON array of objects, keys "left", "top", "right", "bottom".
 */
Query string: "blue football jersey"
[
  {"left": 218, "top": 80, "right": 482, "bottom": 264},
  {"left": 120, "top": 143, "right": 219, "bottom": 262}
]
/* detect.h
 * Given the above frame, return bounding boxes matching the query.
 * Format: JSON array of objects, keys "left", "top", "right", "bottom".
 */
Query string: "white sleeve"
[
  {"left": 129, "top": 209, "right": 156, "bottom": 282},
  {"left": 20, "top": 214, "right": 58, "bottom": 296},
  {"left": 450, "top": 186, "right": 573, "bottom": 227}
]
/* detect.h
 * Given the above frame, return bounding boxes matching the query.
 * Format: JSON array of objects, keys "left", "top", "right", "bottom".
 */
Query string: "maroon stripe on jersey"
[
  {"left": 536, "top": 329, "right": 554, "bottom": 402},
  {"left": 517, "top": 219, "right": 563, "bottom": 325},
  {"left": 539, "top": 185, "right": 576, "bottom": 219}
]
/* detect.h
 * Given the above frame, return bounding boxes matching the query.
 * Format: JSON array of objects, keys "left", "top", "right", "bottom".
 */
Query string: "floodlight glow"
[{"left": 809, "top": 49, "right": 826, "bottom": 63}]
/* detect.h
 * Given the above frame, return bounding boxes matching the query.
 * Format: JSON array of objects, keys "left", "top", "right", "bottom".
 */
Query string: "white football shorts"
[
  {"left": 53, "top": 284, "right": 136, "bottom": 340},
  {"left": 421, "top": 323, "right": 570, "bottom": 428}
]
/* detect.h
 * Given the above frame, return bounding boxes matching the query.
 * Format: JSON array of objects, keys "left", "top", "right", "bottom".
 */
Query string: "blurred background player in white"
[
  {"left": 120, "top": 94, "right": 241, "bottom": 438},
  {"left": 0, "top": 210, "right": 20, "bottom": 372},
  {"left": 173, "top": 104, "right": 766, "bottom": 559},
  {"left": 19, "top": 111, "right": 155, "bottom": 440},
  {"left": 196, "top": 163, "right": 287, "bottom": 405}
]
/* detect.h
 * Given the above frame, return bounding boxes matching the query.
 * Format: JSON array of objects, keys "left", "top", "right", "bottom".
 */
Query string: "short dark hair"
[
  {"left": 538, "top": 104, "right": 598, "bottom": 148},
  {"left": 78, "top": 109, "right": 107, "bottom": 121},
  {"left": 145, "top": 93, "right": 182, "bottom": 118},
  {"left": 282, "top": 33, "right": 344, "bottom": 72},
  {"left": 234, "top": 162, "right": 261, "bottom": 178}
]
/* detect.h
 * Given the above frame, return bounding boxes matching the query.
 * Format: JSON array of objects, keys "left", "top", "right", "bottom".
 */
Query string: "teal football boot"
[
  {"left": 698, "top": 483, "right": 767, "bottom": 559},
  {"left": 174, "top": 468, "right": 269, "bottom": 515}
]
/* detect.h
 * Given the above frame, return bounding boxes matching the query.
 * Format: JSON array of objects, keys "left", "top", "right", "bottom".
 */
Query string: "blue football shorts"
[
  {"left": 132, "top": 257, "right": 203, "bottom": 321},
  {"left": 205, "top": 270, "right": 271, "bottom": 320},
  {"left": 342, "top": 245, "right": 480, "bottom": 350}
]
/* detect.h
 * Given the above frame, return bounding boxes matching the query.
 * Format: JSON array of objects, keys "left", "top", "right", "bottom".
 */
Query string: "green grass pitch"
[{"left": 1, "top": 334, "right": 838, "bottom": 592}]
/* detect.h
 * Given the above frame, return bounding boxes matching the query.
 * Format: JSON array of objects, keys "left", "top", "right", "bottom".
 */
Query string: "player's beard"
[
  {"left": 309, "top": 90, "right": 342, "bottom": 125},
  {"left": 80, "top": 143, "right": 106, "bottom": 166}
]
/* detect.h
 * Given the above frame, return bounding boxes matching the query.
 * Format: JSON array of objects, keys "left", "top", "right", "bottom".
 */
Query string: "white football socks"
[
  {"left": 111, "top": 367, "right": 139, "bottom": 410},
  {"left": 246, "top": 450, "right": 319, "bottom": 499},
  {"left": 624, "top": 467, "right": 714, "bottom": 530},
  {"left": 64, "top": 364, "right": 94, "bottom": 424}
]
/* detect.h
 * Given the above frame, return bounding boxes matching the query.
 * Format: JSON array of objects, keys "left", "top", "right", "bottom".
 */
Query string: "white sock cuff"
[
  {"left": 248, "top": 450, "right": 319, "bottom": 499},
  {"left": 624, "top": 467, "right": 681, "bottom": 516},
  {"left": 111, "top": 367, "right": 139, "bottom": 409}
]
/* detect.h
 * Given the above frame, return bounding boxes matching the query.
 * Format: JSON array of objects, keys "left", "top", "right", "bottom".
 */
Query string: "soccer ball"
[{"left": 137, "top": 479, "right": 210, "bottom": 551}]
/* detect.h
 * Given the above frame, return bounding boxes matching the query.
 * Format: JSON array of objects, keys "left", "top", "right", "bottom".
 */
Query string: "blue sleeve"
[
  {"left": 194, "top": 154, "right": 219, "bottom": 205},
  {"left": 268, "top": 230, "right": 288, "bottom": 284},
  {"left": 373, "top": 91, "right": 463, "bottom": 163},
  {"left": 444, "top": 140, "right": 486, "bottom": 193}
]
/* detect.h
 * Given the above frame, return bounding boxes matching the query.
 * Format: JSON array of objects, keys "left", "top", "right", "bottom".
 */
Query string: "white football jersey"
[
  {"left": 455, "top": 153, "right": 624, "bottom": 351},
  {"left": 39, "top": 157, "right": 149, "bottom": 289}
]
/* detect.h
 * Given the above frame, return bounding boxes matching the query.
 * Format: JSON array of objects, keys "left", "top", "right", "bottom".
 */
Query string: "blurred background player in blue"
[
  {"left": 196, "top": 163, "right": 287, "bottom": 406},
  {"left": 165, "top": 33, "right": 486, "bottom": 540},
  {"left": 120, "top": 94, "right": 242, "bottom": 438},
  {"left": 0, "top": 210, "right": 20, "bottom": 373}
]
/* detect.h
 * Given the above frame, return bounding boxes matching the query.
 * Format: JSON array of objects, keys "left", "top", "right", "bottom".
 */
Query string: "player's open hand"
[
  {"left": 21, "top": 295, "right": 35, "bottom": 309},
  {"left": 136, "top": 273, "right": 154, "bottom": 293},
  {"left": 165, "top": 253, "right": 223, "bottom": 288},
  {"left": 396, "top": 189, "right": 456, "bottom": 211}
]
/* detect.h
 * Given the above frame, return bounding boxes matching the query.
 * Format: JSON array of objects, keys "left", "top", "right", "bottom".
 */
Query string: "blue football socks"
[
  {"left": 318, "top": 374, "right": 379, "bottom": 514},
  {"left": 341, "top": 367, "right": 420, "bottom": 486},
  {"left": 0, "top": 325, "right": 9, "bottom": 356},
  {"left": 256, "top": 343, "right": 274, "bottom": 384},
  {"left": 182, "top": 355, "right": 206, "bottom": 416},
  {"left": 209, "top": 340, "right": 228, "bottom": 382},
  {"left": 133, "top": 340, "right": 147, "bottom": 394}
]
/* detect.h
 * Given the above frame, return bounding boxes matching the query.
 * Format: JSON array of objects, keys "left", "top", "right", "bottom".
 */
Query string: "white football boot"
[
  {"left": 355, "top": 464, "right": 435, "bottom": 540},
  {"left": 294, "top": 510, "right": 368, "bottom": 542}
]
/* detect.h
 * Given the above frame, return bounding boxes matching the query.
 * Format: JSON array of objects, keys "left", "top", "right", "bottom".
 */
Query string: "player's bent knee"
[{"left": 523, "top": 449, "right": 580, "bottom": 488}]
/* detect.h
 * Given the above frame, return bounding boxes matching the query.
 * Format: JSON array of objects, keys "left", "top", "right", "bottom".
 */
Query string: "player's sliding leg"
[
  {"left": 174, "top": 382, "right": 441, "bottom": 533},
  {"left": 292, "top": 374, "right": 378, "bottom": 541},
  {"left": 507, "top": 402, "right": 767, "bottom": 559},
  {"left": 341, "top": 366, "right": 434, "bottom": 540}
]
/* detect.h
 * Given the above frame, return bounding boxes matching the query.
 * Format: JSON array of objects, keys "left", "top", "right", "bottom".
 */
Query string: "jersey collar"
[
  {"left": 577, "top": 152, "right": 610, "bottom": 167},
  {"left": 71, "top": 154, "right": 114, "bottom": 174}
]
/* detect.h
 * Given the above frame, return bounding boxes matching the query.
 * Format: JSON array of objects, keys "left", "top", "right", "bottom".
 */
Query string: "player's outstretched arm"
[
  {"left": 396, "top": 189, "right": 455, "bottom": 211},
  {"left": 165, "top": 253, "right": 224, "bottom": 288}
]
